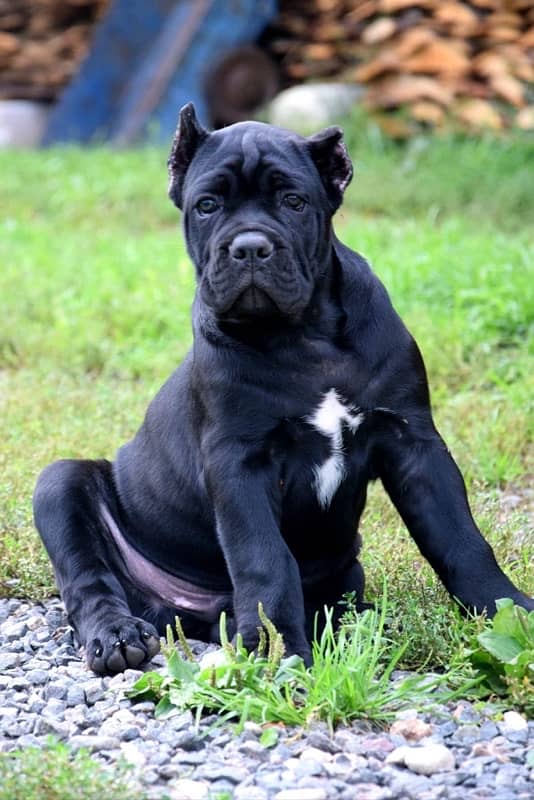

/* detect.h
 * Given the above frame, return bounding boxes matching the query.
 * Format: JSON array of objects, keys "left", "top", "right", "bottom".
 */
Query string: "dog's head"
[{"left": 168, "top": 103, "right": 353, "bottom": 324}]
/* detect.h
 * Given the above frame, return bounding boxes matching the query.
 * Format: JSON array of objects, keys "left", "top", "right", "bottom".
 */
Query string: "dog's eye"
[
  {"left": 282, "top": 194, "right": 306, "bottom": 212},
  {"left": 196, "top": 197, "right": 219, "bottom": 215}
]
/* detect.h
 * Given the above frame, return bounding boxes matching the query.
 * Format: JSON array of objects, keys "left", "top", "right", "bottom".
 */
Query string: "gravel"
[{"left": 1, "top": 596, "right": 533, "bottom": 800}]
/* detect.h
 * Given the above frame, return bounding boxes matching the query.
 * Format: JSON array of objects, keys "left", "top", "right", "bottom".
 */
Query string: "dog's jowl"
[{"left": 33, "top": 103, "right": 533, "bottom": 674}]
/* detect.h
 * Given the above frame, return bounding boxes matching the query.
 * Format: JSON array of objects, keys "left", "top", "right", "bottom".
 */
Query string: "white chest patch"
[{"left": 306, "top": 389, "right": 364, "bottom": 509}]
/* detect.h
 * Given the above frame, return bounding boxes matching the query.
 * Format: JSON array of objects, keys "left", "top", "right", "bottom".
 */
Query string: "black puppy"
[{"left": 34, "top": 104, "right": 533, "bottom": 674}]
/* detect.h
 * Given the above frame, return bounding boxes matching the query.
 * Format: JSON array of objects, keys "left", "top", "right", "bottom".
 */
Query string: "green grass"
[
  {"left": 0, "top": 739, "right": 145, "bottom": 800},
  {"left": 0, "top": 122, "right": 533, "bottom": 677},
  {"left": 129, "top": 599, "right": 479, "bottom": 731}
]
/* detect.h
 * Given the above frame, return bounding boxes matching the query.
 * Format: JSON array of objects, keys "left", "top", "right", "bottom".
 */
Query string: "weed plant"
[
  {"left": 0, "top": 739, "right": 144, "bottom": 800},
  {"left": 128, "top": 597, "right": 479, "bottom": 731}
]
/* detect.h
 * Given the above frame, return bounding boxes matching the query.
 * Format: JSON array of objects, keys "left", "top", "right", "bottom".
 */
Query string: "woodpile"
[
  {"left": 0, "top": 0, "right": 109, "bottom": 101},
  {"left": 264, "top": 0, "right": 534, "bottom": 133}
]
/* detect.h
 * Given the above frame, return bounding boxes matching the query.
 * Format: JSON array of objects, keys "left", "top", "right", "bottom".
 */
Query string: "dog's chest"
[
  {"left": 275, "top": 388, "right": 367, "bottom": 510},
  {"left": 305, "top": 389, "right": 364, "bottom": 507}
]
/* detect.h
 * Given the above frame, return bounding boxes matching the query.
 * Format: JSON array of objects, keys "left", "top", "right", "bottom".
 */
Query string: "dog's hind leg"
[{"left": 33, "top": 458, "right": 160, "bottom": 674}]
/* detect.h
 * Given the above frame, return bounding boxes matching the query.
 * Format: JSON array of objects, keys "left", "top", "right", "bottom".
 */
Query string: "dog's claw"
[{"left": 86, "top": 617, "right": 160, "bottom": 675}]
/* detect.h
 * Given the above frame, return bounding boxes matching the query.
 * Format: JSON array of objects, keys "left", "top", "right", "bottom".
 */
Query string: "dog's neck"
[{"left": 194, "top": 245, "right": 343, "bottom": 352}]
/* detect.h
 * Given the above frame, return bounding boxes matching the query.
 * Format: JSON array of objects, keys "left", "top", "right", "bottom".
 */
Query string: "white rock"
[
  {"left": 300, "top": 746, "right": 333, "bottom": 762},
  {"left": 404, "top": 744, "right": 455, "bottom": 775},
  {"left": 385, "top": 745, "right": 411, "bottom": 765},
  {"left": 235, "top": 786, "right": 269, "bottom": 800},
  {"left": 169, "top": 779, "right": 209, "bottom": 800},
  {"left": 268, "top": 84, "right": 363, "bottom": 135},
  {"left": 198, "top": 647, "right": 229, "bottom": 671},
  {"left": 274, "top": 790, "right": 328, "bottom": 800},
  {"left": 0, "top": 100, "right": 49, "bottom": 148},
  {"left": 120, "top": 741, "right": 147, "bottom": 766},
  {"left": 501, "top": 710, "right": 528, "bottom": 732}
]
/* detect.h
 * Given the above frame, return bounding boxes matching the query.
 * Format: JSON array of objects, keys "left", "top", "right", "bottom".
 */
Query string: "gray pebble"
[
  {"left": 25, "top": 669, "right": 49, "bottom": 685},
  {"left": 69, "top": 734, "right": 117, "bottom": 752},
  {"left": 66, "top": 685, "right": 86, "bottom": 706},
  {"left": 0, "top": 652, "right": 20, "bottom": 670},
  {"left": 81, "top": 678, "right": 104, "bottom": 705},
  {"left": 194, "top": 763, "right": 250, "bottom": 783},
  {"left": 1, "top": 596, "right": 533, "bottom": 800}
]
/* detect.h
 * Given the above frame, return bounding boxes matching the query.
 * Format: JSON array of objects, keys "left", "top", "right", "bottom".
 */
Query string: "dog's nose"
[{"left": 229, "top": 232, "right": 274, "bottom": 261}]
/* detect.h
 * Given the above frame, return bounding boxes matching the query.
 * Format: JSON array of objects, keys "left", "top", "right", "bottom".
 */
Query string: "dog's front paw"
[{"left": 85, "top": 616, "right": 160, "bottom": 675}]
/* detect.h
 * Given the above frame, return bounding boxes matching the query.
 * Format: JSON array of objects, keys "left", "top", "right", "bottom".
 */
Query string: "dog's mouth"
[{"left": 219, "top": 285, "right": 280, "bottom": 322}]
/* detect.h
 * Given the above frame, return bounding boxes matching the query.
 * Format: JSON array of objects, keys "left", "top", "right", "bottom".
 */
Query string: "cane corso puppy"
[{"left": 33, "top": 103, "right": 533, "bottom": 674}]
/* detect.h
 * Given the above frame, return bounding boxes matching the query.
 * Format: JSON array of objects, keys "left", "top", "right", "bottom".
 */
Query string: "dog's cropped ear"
[
  {"left": 168, "top": 103, "right": 209, "bottom": 208},
  {"left": 307, "top": 127, "right": 353, "bottom": 211}
]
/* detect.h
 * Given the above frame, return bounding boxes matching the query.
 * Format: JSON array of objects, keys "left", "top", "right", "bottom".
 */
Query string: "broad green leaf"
[
  {"left": 154, "top": 695, "right": 177, "bottom": 718},
  {"left": 165, "top": 649, "right": 198, "bottom": 683},
  {"left": 126, "top": 670, "right": 164, "bottom": 700},
  {"left": 477, "top": 631, "right": 524, "bottom": 663},
  {"left": 259, "top": 727, "right": 280, "bottom": 748}
]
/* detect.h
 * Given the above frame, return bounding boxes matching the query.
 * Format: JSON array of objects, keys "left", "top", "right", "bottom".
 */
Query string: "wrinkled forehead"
[{"left": 185, "top": 122, "right": 313, "bottom": 190}]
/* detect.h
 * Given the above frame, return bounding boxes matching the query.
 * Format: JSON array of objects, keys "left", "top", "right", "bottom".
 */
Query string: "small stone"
[
  {"left": 82, "top": 679, "right": 105, "bottom": 705},
  {"left": 385, "top": 745, "right": 410, "bottom": 766},
  {"left": 69, "top": 735, "right": 116, "bottom": 752},
  {"left": 234, "top": 786, "right": 269, "bottom": 800},
  {"left": 452, "top": 702, "right": 479, "bottom": 723},
  {"left": 26, "top": 614, "right": 46, "bottom": 631},
  {"left": 389, "top": 718, "right": 433, "bottom": 742},
  {"left": 237, "top": 740, "right": 270, "bottom": 761},
  {"left": 243, "top": 721, "right": 263, "bottom": 736},
  {"left": 26, "top": 669, "right": 48, "bottom": 685},
  {"left": 45, "top": 608, "right": 65, "bottom": 628},
  {"left": 471, "top": 740, "right": 509, "bottom": 762},
  {"left": 0, "top": 653, "right": 20, "bottom": 670},
  {"left": 347, "top": 785, "right": 393, "bottom": 800},
  {"left": 1, "top": 620, "right": 28, "bottom": 640},
  {"left": 403, "top": 744, "right": 455, "bottom": 775},
  {"left": 172, "top": 751, "right": 205, "bottom": 766},
  {"left": 43, "top": 681, "right": 68, "bottom": 700},
  {"left": 452, "top": 724, "right": 481, "bottom": 744},
  {"left": 438, "top": 720, "right": 457, "bottom": 737},
  {"left": 194, "top": 763, "right": 249, "bottom": 783},
  {"left": 478, "top": 721, "right": 499, "bottom": 740},
  {"left": 305, "top": 731, "right": 339, "bottom": 754},
  {"left": 120, "top": 741, "right": 147, "bottom": 766},
  {"left": 129, "top": 700, "right": 155, "bottom": 713},
  {"left": 169, "top": 779, "right": 209, "bottom": 799},
  {"left": 495, "top": 763, "right": 520, "bottom": 787},
  {"left": 394, "top": 708, "right": 419, "bottom": 720},
  {"left": 119, "top": 726, "right": 140, "bottom": 742},
  {"left": 294, "top": 758, "right": 325, "bottom": 778},
  {"left": 500, "top": 711, "right": 528, "bottom": 732},
  {"left": 326, "top": 752, "right": 366, "bottom": 777},
  {"left": 303, "top": 746, "right": 333, "bottom": 761},
  {"left": 33, "top": 717, "right": 69, "bottom": 739},
  {"left": 65, "top": 685, "right": 86, "bottom": 706},
  {"left": 274, "top": 790, "right": 328, "bottom": 800}
]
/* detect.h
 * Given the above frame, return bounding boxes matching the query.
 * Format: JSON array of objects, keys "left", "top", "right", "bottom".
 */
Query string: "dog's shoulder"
[
  {"left": 334, "top": 236, "right": 430, "bottom": 413},
  {"left": 333, "top": 236, "right": 405, "bottom": 337}
]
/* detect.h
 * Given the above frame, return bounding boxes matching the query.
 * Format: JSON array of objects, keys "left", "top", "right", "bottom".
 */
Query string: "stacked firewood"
[
  {"left": 265, "top": 0, "right": 534, "bottom": 132},
  {"left": 0, "top": 0, "right": 109, "bottom": 101}
]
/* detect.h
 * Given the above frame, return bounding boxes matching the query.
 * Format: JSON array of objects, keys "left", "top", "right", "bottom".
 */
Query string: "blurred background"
[{"left": 0, "top": 0, "right": 533, "bottom": 146}]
